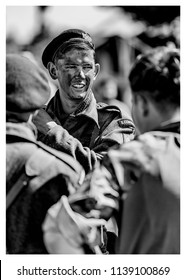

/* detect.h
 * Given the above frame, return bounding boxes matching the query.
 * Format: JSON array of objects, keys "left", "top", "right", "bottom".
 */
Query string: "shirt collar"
[
  {"left": 51, "top": 90, "right": 99, "bottom": 127},
  {"left": 71, "top": 91, "right": 99, "bottom": 127}
]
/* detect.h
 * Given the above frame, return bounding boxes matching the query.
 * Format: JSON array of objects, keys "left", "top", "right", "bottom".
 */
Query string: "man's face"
[{"left": 55, "top": 48, "right": 99, "bottom": 101}]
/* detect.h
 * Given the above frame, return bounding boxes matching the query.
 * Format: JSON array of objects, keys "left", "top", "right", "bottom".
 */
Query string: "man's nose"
[{"left": 76, "top": 67, "right": 85, "bottom": 78}]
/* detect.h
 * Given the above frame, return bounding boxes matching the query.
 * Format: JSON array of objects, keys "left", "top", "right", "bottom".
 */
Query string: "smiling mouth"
[
  {"left": 72, "top": 84, "right": 85, "bottom": 89},
  {"left": 71, "top": 81, "right": 86, "bottom": 92}
]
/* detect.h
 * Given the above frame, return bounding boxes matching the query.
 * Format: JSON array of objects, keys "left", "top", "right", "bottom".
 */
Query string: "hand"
[{"left": 42, "top": 196, "right": 106, "bottom": 254}]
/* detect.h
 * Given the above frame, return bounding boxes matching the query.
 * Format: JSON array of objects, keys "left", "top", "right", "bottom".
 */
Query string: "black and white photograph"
[{"left": 2, "top": 2, "right": 184, "bottom": 280}]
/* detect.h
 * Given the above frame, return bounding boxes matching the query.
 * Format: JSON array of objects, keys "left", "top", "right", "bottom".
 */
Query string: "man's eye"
[{"left": 83, "top": 65, "right": 92, "bottom": 69}]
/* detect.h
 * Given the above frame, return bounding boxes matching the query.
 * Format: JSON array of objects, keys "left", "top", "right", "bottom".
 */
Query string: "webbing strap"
[
  {"left": 6, "top": 134, "right": 82, "bottom": 210},
  {"left": 6, "top": 134, "right": 82, "bottom": 173},
  {"left": 6, "top": 173, "right": 29, "bottom": 210}
]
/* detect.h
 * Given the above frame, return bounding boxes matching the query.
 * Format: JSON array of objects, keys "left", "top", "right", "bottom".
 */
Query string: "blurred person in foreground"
[
  {"left": 6, "top": 54, "right": 85, "bottom": 254},
  {"left": 33, "top": 29, "right": 135, "bottom": 173},
  {"left": 103, "top": 46, "right": 180, "bottom": 254},
  {"left": 45, "top": 46, "right": 180, "bottom": 254}
]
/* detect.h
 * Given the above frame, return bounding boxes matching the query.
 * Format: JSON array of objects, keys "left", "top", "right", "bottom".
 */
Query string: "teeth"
[{"left": 72, "top": 84, "right": 85, "bottom": 88}]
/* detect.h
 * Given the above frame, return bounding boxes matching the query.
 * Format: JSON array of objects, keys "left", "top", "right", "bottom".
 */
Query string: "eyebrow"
[{"left": 64, "top": 62, "right": 93, "bottom": 65}]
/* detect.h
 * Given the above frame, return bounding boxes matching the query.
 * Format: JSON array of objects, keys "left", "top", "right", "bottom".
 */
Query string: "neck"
[
  {"left": 58, "top": 89, "right": 83, "bottom": 114},
  {"left": 161, "top": 107, "right": 180, "bottom": 126},
  {"left": 58, "top": 89, "right": 92, "bottom": 115},
  {"left": 151, "top": 107, "right": 180, "bottom": 131},
  {"left": 142, "top": 103, "right": 180, "bottom": 133}
]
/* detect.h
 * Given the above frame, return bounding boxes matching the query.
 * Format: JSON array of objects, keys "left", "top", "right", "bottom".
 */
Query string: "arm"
[
  {"left": 92, "top": 114, "right": 135, "bottom": 156},
  {"left": 33, "top": 109, "right": 98, "bottom": 173},
  {"left": 33, "top": 108, "right": 135, "bottom": 173}
]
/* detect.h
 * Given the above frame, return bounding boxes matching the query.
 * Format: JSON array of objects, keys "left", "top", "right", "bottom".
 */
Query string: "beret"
[
  {"left": 6, "top": 54, "right": 50, "bottom": 113},
  {"left": 42, "top": 29, "right": 95, "bottom": 68}
]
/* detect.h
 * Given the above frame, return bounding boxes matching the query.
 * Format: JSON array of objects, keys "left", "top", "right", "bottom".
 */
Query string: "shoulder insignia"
[
  {"left": 118, "top": 119, "right": 134, "bottom": 128},
  {"left": 96, "top": 102, "right": 108, "bottom": 109}
]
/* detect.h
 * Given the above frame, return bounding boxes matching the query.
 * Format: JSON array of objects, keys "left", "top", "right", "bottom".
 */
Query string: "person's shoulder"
[
  {"left": 25, "top": 140, "right": 83, "bottom": 183},
  {"left": 96, "top": 102, "right": 123, "bottom": 118},
  {"left": 37, "top": 141, "right": 83, "bottom": 173},
  {"left": 96, "top": 102, "right": 121, "bottom": 112},
  {"left": 96, "top": 102, "right": 135, "bottom": 131},
  {"left": 96, "top": 102, "right": 132, "bottom": 120}
]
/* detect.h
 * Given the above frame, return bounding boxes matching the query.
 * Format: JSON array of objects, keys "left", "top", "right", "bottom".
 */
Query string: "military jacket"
[
  {"left": 105, "top": 121, "right": 180, "bottom": 254},
  {"left": 6, "top": 122, "right": 83, "bottom": 253},
  {"left": 33, "top": 91, "right": 135, "bottom": 172}
]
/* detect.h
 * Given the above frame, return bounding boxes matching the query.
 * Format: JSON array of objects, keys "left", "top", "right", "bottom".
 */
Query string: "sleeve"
[
  {"left": 92, "top": 109, "right": 136, "bottom": 156},
  {"left": 100, "top": 132, "right": 180, "bottom": 254},
  {"left": 33, "top": 108, "right": 98, "bottom": 173},
  {"left": 33, "top": 108, "right": 135, "bottom": 173},
  {"left": 42, "top": 161, "right": 120, "bottom": 254}
]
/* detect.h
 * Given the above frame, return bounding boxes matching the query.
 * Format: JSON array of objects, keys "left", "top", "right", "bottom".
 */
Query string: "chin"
[
  {"left": 78, "top": 91, "right": 89, "bottom": 99},
  {"left": 71, "top": 94, "right": 86, "bottom": 101}
]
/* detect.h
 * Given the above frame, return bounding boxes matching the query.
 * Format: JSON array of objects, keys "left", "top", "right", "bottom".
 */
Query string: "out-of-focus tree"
[
  {"left": 118, "top": 6, "right": 180, "bottom": 25},
  {"left": 136, "top": 16, "right": 180, "bottom": 48},
  {"left": 98, "top": 6, "right": 180, "bottom": 51}
]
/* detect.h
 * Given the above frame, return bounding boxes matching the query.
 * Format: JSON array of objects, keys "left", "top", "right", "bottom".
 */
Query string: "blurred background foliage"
[{"left": 119, "top": 6, "right": 180, "bottom": 24}]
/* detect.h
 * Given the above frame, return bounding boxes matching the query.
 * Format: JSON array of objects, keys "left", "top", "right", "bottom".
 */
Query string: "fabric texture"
[
  {"left": 42, "top": 161, "right": 119, "bottom": 254},
  {"left": 103, "top": 122, "right": 180, "bottom": 254},
  {"left": 6, "top": 122, "right": 84, "bottom": 254},
  {"left": 33, "top": 91, "right": 135, "bottom": 173},
  {"left": 43, "top": 196, "right": 105, "bottom": 254},
  {"left": 6, "top": 54, "right": 50, "bottom": 113}
]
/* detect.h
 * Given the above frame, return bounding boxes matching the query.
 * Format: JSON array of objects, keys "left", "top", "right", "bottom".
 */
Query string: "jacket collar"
[
  {"left": 48, "top": 90, "right": 99, "bottom": 127},
  {"left": 6, "top": 122, "right": 37, "bottom": 142}
]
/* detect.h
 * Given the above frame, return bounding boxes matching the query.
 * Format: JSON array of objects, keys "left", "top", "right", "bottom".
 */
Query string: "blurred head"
[
  {"left": 95, "top": 76, "right": 118, "bottom": 101},
  {"left": 129, "top": 47, "right": 180, "bottom": 133},
  {"left": 42, "top": 29, "right": 100, "bottom": 101},
  {"left": 6, "top": 54, "right": 50, "bottom": 122}
]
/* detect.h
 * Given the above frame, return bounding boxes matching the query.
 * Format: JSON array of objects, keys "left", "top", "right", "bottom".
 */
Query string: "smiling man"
[{"left": 33, "top": 29, "right": 135, "bottom": 172}]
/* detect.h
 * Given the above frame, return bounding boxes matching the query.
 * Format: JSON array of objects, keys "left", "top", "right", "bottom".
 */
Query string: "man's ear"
[
  {"left": 47, "top": 62, "right": 58, "bottom": 80},
  {"left": 93, "top": 63, "right": 100, "bottom": 80}
]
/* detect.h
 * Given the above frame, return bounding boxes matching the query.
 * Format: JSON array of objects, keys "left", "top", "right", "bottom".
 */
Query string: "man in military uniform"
[
  {"left": 6, "top": 54, "right": 84, "bottom": 253},
  {"left": 33, "top": 29, "right": 135, "bottom": 173}
]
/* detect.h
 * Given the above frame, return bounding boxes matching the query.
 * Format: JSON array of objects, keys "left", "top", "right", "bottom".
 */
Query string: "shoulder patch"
[
  {"left": 96, "top": 102, "right": 108, "bottom": 109},
  {"left": 118, "top": 119, "right": 134, "bottom": 128}
]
